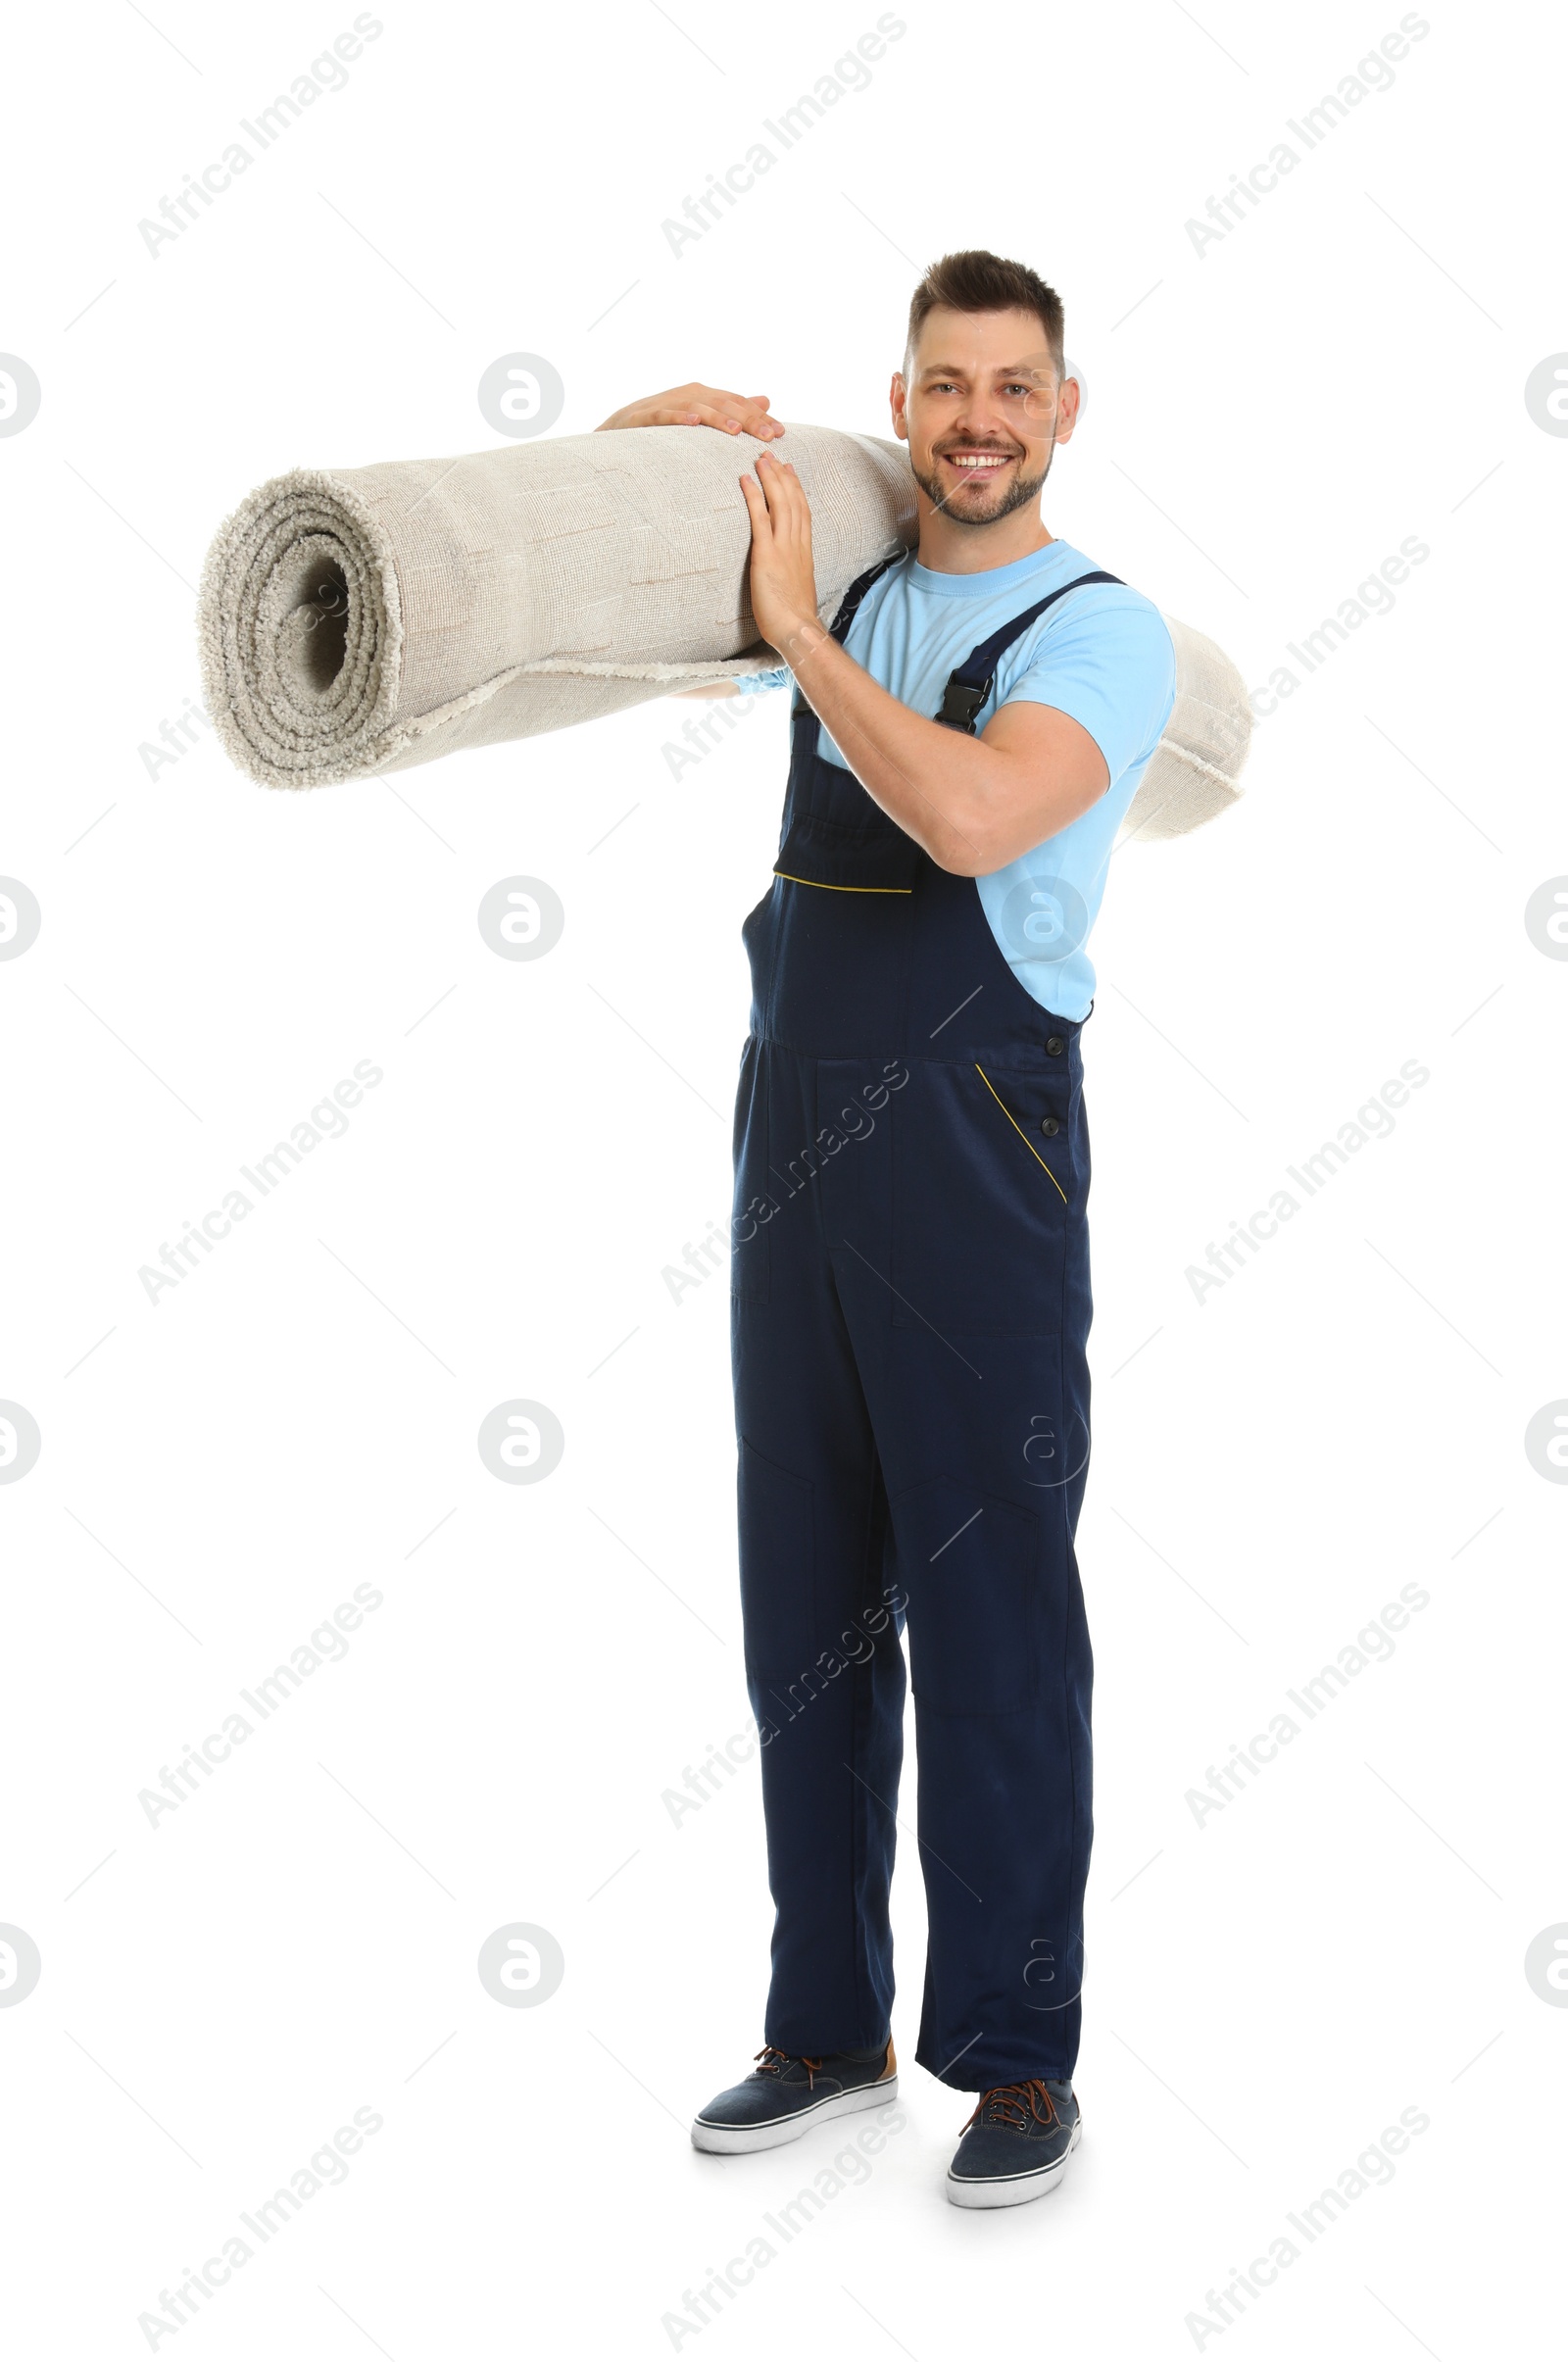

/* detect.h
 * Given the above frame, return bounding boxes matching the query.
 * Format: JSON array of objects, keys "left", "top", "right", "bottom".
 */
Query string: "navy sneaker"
[
  {"left": 691, "top": 2040, "right": 897, "bottom": 2154},
  {"left": 946, "top": 2078, "right": 1081, "bottom": 2208}
]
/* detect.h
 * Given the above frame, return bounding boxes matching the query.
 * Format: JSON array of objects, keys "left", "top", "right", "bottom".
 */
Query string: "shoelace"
[
  {"left": 964, "top": 2078, "right": 1059, "bottom": 2134},
  {"left": 755, "top": 2044, "right": 826, "bottom": 2090}
]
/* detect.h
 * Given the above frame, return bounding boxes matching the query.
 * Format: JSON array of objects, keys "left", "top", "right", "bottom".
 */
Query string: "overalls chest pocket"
[{"left": 774, "top": 707, "right": 922, "bottom": 896}]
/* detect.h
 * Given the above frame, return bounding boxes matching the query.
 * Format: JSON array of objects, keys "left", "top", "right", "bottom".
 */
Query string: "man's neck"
[{"left": 914, "top": 503, "right": 1055, "bottom": 577}]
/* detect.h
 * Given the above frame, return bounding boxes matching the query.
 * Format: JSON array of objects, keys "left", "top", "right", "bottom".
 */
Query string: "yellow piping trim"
[
  {"left": 974, "top": 1062, "right": 1069, "bottom": 1207},
  {"left": 773, "top": 870, "right": 913, "bottom": 894}
]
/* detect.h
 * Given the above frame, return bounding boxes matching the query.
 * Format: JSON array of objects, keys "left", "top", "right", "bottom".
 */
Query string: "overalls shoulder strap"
[
  {"left": 789, "top": 552, "right": 905, "bottom": 714},
  {"left": 933, "top": 569, "right": 1124, "bottom": 734},
  {"left": 831, "top": 551, "right": 906, "bottom": 642}
]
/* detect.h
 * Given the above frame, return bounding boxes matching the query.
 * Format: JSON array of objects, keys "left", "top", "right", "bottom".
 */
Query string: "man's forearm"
[{"left": 780, "top": 619, "right": 1090, "bottom": 878}]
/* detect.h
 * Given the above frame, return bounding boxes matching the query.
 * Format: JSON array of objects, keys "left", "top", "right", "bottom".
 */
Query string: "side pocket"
[
  {"left": 736, "top": 1438, "right": 816, "bottom": 1678},
  {"left": 973, "top": 1062, "right": 1070, "bottom": 1208},
  {"left": 890, "top": 1059, "right": 1073, "bottom": 1337}
]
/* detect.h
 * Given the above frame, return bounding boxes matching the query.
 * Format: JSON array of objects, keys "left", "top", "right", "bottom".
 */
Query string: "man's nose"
[{"left": 951, "top": 398, "right": 1017, "bottom": 447}]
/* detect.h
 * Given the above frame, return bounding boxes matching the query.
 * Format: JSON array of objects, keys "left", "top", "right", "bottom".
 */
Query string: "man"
[{"left": 598, "top": 251, "right": 1175, "bottom": 2208}]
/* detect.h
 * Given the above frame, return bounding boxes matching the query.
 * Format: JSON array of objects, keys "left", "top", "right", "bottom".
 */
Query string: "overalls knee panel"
[{"left": 730, "top": 564, "right": 1114, "bottom": 2091}]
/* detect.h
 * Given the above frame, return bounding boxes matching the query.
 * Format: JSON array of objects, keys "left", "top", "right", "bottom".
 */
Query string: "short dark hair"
[{"left": 905, "top": 250, "right": 1065, "bottom": 382}]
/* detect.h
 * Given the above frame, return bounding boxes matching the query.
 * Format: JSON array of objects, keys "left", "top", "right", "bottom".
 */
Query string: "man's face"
[{"left": 891, "top": 305, "right": 1078, "bottom": 527}]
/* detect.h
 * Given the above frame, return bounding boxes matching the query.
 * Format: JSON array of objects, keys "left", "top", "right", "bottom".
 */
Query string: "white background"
[{"left": 2, "top": 0, "right": 1565, "bottom": 2354}]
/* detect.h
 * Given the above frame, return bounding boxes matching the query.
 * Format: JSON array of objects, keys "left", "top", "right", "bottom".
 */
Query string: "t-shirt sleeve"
[
  {"left": 730, "top": 665, "right": 791, "bottom": 695},
  {"left": 1001, "top": 597, "right": 1176, "bottom": 786}
]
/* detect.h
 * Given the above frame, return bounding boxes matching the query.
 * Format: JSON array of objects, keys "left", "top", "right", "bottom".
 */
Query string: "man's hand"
[
  {"left": 738, "top": 462, "right": 1109, "bottom": 872},
  {"left": 649, "top": 428, "right": 1102, "bottom": 861},
  {"left": 596, "top": 382, "right": 786, "bottom": 439},
  {"left": 738, "top": 451, "right": 822, "bottom": 659}
]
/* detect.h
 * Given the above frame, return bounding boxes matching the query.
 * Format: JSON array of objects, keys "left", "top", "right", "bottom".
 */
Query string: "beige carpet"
[{"left": 198, "top": 422, "right": 1250, "bottom": 840}]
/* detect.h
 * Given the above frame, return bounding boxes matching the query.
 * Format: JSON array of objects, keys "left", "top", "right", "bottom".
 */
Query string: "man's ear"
[
  {"left": 1052, "top": 373, "right": 1082, "bottom": 447},
  {"left": 890, "top": 371, "right": 908, "bottom": 442}
]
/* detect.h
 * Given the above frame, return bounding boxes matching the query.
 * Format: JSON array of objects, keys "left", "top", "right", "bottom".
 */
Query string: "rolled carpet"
[{"left": 198, "top": 422, "right": 1250, "bottom": 838}]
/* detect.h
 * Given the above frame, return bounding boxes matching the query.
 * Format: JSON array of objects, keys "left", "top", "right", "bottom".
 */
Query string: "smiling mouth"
[{"left": 938, "top": 449, "right": 1018, "bottom": 481}]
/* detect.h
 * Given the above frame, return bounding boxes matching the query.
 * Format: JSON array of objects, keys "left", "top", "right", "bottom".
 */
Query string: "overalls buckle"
[{"left": 935, "top": 676, "right": 992, "bottom": 733}]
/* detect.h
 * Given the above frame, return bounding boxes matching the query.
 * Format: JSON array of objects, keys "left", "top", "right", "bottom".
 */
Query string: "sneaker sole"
[
  {"left": 946, "top": 2114, "right": 1082, "bottom": 2209},
  {"left": 691, "top": 2073, "right": 898, "bottom": 2155}
]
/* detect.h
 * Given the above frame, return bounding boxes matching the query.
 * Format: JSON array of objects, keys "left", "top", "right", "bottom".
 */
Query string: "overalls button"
[
  {"left": 1040, "top": 1115, "right": 1061, "bottom": 1137},
  {"left": 1046, "top": 1036, "right": 1065, "bottom": 1057}
]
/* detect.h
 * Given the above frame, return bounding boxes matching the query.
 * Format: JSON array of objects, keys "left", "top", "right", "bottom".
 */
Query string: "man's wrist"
[{"left": 771, "top": 612, "right": 832, "bottom": 672}]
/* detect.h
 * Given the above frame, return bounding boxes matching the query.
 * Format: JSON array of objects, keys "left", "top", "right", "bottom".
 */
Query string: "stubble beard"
[{"left": 911, "top": 432, "right": 1056, "bottom": 528}]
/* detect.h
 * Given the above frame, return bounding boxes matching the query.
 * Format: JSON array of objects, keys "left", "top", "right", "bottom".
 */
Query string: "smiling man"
[{"left": 599, "top": 250, "right": 1175, "bottom": 2209}]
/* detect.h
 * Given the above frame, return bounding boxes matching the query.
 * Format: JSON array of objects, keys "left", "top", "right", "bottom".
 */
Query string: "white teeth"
[{"left": 949, "top": 454, "right": 1008, "bottom": 468}]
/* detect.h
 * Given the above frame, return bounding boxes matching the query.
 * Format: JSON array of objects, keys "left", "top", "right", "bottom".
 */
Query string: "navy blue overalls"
[{"left": 730, "top": 557, "right": 1121, "bottom": 2091}]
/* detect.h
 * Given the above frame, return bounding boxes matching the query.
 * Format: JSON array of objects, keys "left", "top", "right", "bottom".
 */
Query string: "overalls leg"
[{"left": 730, "top": 1035, "right": 907, "bottom": 2058}]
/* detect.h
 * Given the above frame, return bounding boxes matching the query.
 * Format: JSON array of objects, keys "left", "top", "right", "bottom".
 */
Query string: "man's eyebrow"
[{"left": 915, "top": 359, "right": 1053, "bottom": 380}]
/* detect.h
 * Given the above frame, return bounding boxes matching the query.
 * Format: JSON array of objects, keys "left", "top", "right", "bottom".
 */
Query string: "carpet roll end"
[{"left": 197, "top": 467, "right": 405, "bottom": 789}]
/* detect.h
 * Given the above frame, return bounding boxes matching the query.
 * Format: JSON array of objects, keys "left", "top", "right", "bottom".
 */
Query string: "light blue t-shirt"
[{"left": 736, "top": 540, "right": 1176, "bottom": 1022}]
